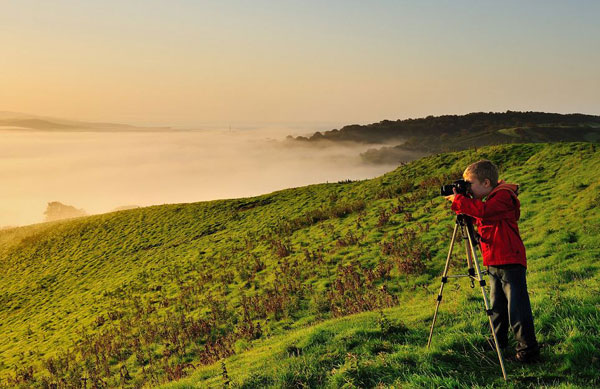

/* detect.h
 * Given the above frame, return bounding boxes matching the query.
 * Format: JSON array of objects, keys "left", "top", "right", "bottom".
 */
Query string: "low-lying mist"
[{"left": 0, "top": 127, "right": 413, "bottom": 227}]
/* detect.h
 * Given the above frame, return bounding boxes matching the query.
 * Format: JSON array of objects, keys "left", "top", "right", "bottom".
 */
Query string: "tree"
[{"left": 44, "top": 201, "right": 86, "bottom": 222}]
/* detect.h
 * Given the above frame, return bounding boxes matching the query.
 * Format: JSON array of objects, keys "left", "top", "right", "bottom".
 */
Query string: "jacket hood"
[{"left": 488, "top": 180, "right": 519, "bottom": 198}]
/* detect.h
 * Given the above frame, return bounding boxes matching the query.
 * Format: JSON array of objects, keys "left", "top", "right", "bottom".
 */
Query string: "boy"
[{"left": 445, "top": 159, "right": 540, "bottom": 363}]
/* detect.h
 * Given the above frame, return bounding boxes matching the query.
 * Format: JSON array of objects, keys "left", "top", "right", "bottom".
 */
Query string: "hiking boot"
[{"left": 515, "top": 346, "right": 540, "bottom": 363}]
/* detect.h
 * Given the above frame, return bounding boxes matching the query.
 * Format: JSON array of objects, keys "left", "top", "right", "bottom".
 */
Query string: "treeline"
[{"left": 289, "top": 111, "right": 600, "bottom": 145}]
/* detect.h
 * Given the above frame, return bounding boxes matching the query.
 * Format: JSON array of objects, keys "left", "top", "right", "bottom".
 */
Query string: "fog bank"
[{"left": 0, "top": 126, "right": 410, "bottom": 227}]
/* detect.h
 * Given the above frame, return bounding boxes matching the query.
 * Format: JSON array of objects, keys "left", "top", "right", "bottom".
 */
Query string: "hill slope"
[
  {"left": 1, "top": 143, "right": 599, "bottom": 388},
  {"left": 288, "top": 111, "right": 600, "bottom": 164}
]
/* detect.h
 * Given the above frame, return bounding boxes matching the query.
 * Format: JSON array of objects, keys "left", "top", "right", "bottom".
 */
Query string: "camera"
[{"left": 440, "top": 179, "right": 471, "bottom": 196}]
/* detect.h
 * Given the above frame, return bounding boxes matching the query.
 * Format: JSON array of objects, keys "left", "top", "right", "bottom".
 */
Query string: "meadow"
[{"left": 1, "top": 142, "right": 598, "bottom": 388}]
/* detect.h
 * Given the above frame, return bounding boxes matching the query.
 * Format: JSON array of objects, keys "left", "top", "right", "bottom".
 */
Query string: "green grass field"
[{"left": 1, "top": 142, "right": 598, "bottom": 388}]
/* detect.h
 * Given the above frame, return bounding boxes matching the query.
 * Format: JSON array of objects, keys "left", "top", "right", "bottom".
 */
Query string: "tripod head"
[{"left": 455, "top": 213, "right": 480, "bottom": 245}]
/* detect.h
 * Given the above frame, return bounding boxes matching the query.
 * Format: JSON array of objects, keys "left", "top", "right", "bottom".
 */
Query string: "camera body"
[{"left": 440, "top": 179, "right": 471, "bottom": 196}]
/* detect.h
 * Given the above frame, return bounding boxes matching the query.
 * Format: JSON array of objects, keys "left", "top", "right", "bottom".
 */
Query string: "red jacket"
[{"left": 451, "top": 181, "right": 527, "bottom": 267}]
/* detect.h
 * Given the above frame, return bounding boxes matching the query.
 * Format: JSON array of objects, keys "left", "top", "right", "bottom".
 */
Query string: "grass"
[{"left": 0, "top": 142, "right": 598, "bottom": 388}]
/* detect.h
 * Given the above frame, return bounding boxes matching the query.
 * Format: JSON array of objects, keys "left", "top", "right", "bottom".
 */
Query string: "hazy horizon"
[
  {"left": 0, "top": 110, "right": 352, "bottom": 133},
  {"left": 2, "top": 1, "right": 599, "bottom": 226}
]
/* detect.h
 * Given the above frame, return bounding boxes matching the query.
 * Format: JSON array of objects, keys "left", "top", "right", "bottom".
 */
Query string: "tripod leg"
[
  {"left": 465, "top": 229, "right": 508, "bottom": 381},
  {"left": 462, "top": 228, "right": 476, "bottom": 286},
  {"left": 427, "top": 222, "right": 459, "bottom": 349}
]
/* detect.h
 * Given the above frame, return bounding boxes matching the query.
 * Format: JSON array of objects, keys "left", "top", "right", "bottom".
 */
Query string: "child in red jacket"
[{"left": 445, "top": 160, "right": 540, "bottom": 363}]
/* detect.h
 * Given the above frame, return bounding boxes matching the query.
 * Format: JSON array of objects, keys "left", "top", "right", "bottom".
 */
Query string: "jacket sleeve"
[{"left": 450, "top": 190, "right": 515, "bottom": 219}]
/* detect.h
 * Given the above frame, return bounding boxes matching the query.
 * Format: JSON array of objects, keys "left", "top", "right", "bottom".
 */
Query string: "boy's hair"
[{"left": 464, "top": 160, "right": 499, "bottom": 187}]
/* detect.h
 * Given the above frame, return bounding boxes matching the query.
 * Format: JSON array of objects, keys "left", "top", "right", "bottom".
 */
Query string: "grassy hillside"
[
  {"left": 359, "top": 124, "right": 600, "bottom": 165},
  {"left": 289, "top": 111, "right": 600, "bottom": 165},
  {"left": 1, "top": 142, "right": 599, "bottom": 388},
  {"left": 291, "top": 111, "right": 600, "bottom": 149}
]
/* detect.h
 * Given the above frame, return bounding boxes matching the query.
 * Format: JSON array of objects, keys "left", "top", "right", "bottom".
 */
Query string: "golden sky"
[{"left": 1, "top": 1, "right": 599, "bottom": 127}]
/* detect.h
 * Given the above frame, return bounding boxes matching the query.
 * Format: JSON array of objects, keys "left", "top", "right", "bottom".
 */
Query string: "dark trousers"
[{"left": 488, "top": 264, "right": 538, "bottom": 353}]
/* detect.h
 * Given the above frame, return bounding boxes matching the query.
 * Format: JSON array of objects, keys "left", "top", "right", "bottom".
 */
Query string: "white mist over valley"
[{"left": 0, "top": 122, "right": 405, "bottom": 227}]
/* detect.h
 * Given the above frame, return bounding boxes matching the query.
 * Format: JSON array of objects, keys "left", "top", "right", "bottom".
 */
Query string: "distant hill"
[
  {"left": 0, "top": 142, "right": 598, "bottom": 388},
  {"left": 0, "top": 111, "right": 172, "bottom": 132},
  {"left": 287, "top": 111, "right": 600, "bottom": 164}
]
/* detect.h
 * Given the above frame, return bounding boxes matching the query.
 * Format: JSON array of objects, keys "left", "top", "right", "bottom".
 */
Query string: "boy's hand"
[{"left": 444, "top": 188, "right": 458, "bottom": 202}]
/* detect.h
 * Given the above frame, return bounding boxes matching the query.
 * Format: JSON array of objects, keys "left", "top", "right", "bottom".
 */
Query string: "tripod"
[{"left": 427, "top": 213, "right": 507, "bottom": 381}]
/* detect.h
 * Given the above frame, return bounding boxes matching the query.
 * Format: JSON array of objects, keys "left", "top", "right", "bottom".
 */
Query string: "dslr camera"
[{"left": 440, "top": 179, "right": 471, "bottom": 196}]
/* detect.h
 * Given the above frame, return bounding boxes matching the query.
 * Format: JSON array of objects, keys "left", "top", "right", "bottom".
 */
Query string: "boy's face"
[{"left": 464, "top": 172, "right": 493, "bottom": 200}]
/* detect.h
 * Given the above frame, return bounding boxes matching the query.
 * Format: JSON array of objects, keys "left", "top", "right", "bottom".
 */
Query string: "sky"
[{"left": 2, "top": 0, "right": 599, "bottom": 127}]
